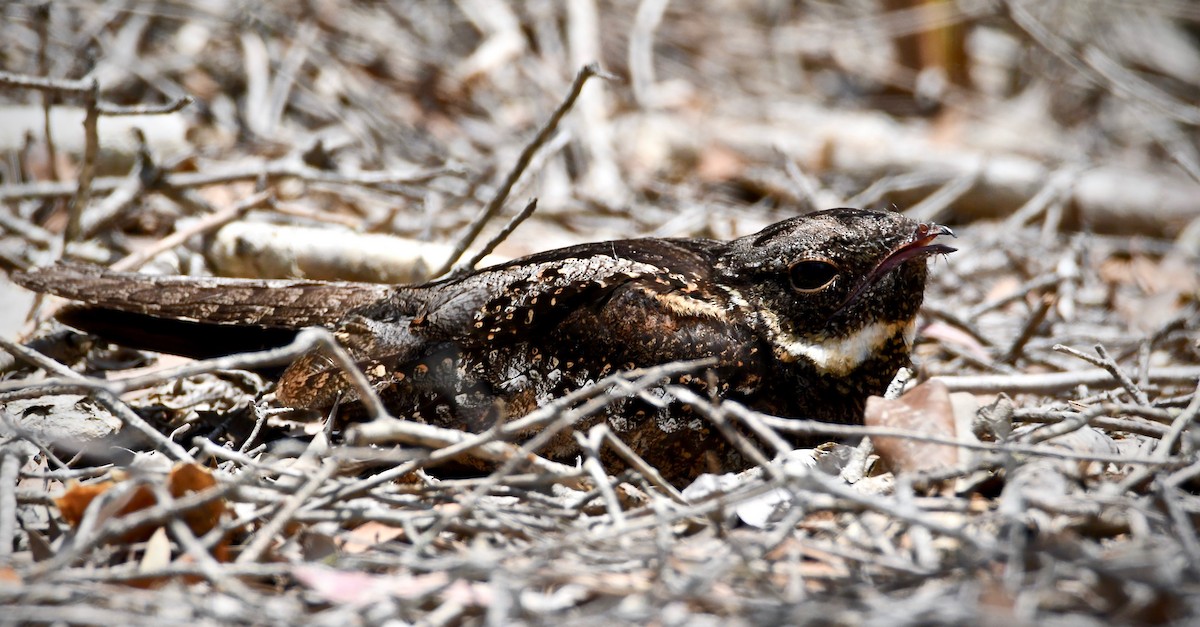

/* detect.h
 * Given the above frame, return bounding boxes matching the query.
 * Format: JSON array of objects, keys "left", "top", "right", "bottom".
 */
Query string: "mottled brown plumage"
[{"left": 15, "top": 208, "right": 954, "bottom": 485}]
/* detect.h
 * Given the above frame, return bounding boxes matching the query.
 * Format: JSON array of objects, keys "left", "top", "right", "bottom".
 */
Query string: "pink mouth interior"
[
  {"left": 825, "top": 225, "right": 956, "bottom": 322},
  {"left": 874, "top": 232, "right": 957, "bottom": 277}
]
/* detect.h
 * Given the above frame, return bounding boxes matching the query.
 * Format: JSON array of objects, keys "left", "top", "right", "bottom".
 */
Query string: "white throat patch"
[{"left": 770, "top": 316, "right": 916, "bottom": 376}]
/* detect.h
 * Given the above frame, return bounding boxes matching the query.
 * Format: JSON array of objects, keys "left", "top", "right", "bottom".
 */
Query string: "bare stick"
[
  {"left": 629, "top": 0, "right": 669, "bottom": 106},
  {"left": 96, "top": 96, "right": 192, "bottom": 117},
  {"left": 0, "top": 335, "right": 82, "bottom": 379},
  {"left": 748, "top": 408, "right": 1177, "bottom": 466},
  {"left": 903, "top": 166, "right": 980, "bottom": 223},
  {"left": 0, "top": 67, "right": 191, "bottom": 244},
  {"left": 110, "top": 191, "right": 272, "bottom": 272},
  {"left": 150, "top": 484, "right": 258, "bottom": 600},
  {"left": 75, "top": 129, "right": 160, "bottom": 239},
  {"left": 1002, "top": 293, "right": 1055, "bottom": 364},
  {"left": 91, "top": 389, "right": 193, "bottom": 462},
  {"left": 1118, "top": 381, "right": 1200, "bottom": 492},
  {"left": 0, "top": 451, "right": 19, "bottom": 560},
  {"left": 574, "top": 427, "right": 628, "bottom": 533},
  {"left": 0, "top": 328, "right": 308, "bottom": 397},
  {"left": 1154, "top": 381, "right": 1200, "bottom": 460},
  {"left": 1054, "top": 344, "right": 1150, "bottom": 405},
  {"left": 0, "top": 161, "right": 459, "bottom": 202},
  {"left": 340, "top": 360, "right": 714, "bottom": 508},
  {"left": 933, "top": 366, "right": 1200, "bottom": 394},
  {"left": 0, "top": 70, "right": 93, "bottom": 94},
  {"left": 450, "top": 198, "right": 538, "bottom": 276},
  {"left": 598, "top": 428, "right": 688, "bottom": 504},
  {"left": 60, "top": 100, "right": 190, "bottom": 243},
  {"left": 236, "top": 460, "right": 338, "bottom": 564},
  {"left": 1003, "top": 165, "right": 1083, "bottom": 230},
  {"left": 433, "top": 63, "right": 611, "bottom": 278},
  {"left": 34, "top": 3, "right": 58, "bottom": 183},
  {"left": 64, "top": 79, "right": 99, "bottom": 244},
  {"left": 1007, "top": 0, "right": 1200, "bottom": 126}
]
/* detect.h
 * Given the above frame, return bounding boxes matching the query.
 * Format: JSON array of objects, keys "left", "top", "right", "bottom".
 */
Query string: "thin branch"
[
  {"left": 433, "top": 62, "right": 613, "bottom": 277},
  {"left": 109, "top": 191, "right": 272, "bottom": 272},
  {"left": 0, "top": 161, "right": 460, "bottom": 202},
  {"left": 0, "top": 70, "right": 94, "bottom": 94},
  {"left": 933, "top": 366, "right": 1200, "bottom": 394},
  {"left": 450, "top": 197, "right": 538, "bottom": 276},
  {"left": 35, "top": 2, "right": 58, "bottom": 184},
  {"left": 64, "top": 79, "right": 99, "bottom": 244},
  {"left": 235, "top": 460, "right": 338, "bottom": 564},
  {"left": 96, "top": 95, "right": 193, "bottom": 117}
]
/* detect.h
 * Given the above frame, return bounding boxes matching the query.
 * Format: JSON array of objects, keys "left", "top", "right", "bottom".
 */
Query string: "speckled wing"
[
  {"left": 274, "top": 238, "right": 755, "bottom": 421},
  {"left": 275, "top": 239, "right": 699, "bottom": 412}
]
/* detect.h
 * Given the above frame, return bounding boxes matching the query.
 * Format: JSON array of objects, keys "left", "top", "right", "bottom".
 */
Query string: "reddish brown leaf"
[
  {"left": 54, "top": 463, "right": 225, "bottom": 545},
  {"left": 864, "top": 380, "right": 960, "bottom": 474}
]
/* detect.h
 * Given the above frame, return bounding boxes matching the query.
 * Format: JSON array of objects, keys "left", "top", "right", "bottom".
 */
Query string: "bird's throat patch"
[{"left": 772, "top": 318, "right": 916, "bottom": 376}]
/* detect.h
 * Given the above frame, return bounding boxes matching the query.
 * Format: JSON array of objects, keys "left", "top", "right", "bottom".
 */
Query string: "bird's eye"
[{"left": 788, "top": 260, "right": 839, "bottom": 291}]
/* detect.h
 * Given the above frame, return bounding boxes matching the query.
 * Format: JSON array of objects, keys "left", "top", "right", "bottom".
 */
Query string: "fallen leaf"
[
  {"left": 337, "top": 521, "right": 406, "bottom": 554},
  {"left": 55, "top": 480, "right": 156, "bottom": 539},
  {"left": 166, "top": 463, "right": 224, "bottom": 536},
  {"left": 293, "top": 565, "right": 452, "bottom": 605},
  {"left": 865, "top": 380, "right": 960, "bottom": 474},
  {"left": 55, "top": 463, "right": 225, "bottom": 545},
  {"left": 920, "top": 321, "right": 991, "bottom": 362}
]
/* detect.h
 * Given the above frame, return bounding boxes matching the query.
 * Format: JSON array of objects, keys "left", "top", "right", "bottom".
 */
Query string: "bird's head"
[{"left": 716, "top": 208, "right": 955, "bottom": 375}]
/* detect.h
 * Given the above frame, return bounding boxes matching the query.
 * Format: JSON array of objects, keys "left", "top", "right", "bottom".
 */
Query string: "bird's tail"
[{"left": 13, "top": 264, "right": 393, "bottom": 358}]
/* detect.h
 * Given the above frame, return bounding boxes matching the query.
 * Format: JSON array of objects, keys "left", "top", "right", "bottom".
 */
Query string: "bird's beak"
[
  {"left": 826, "top": 222, "right": 955, "bottom": 321},
  {"left": 877, "top": 222, "right": 957, "bottom": 275}
]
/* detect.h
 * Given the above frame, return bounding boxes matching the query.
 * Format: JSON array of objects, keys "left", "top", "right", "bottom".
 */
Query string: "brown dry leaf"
[
  {"left": 337, "top": 521, "right": 406, "bottom": 555},
  {"left": 919, "top": 321, "right": 991, "bottom": 361},
  {"left": 55, "top": 480, "right": 157, "bottom": 538},
  {"left": 865, "top": 380, "right": 960, "bottom": 474},
  {"left": 166, "top": 463, "right": 225, "bottom": 537},
  {"left": 56, "top": 481, "right": 115, "bottom": 528},
  {"left": 54, "top": 463, "right": 225, "bottom": 545}
]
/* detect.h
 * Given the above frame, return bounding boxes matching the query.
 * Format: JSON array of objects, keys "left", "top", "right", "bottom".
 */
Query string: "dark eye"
[{"left": 789, "top": 260, "right": 839, "bottom": 291}]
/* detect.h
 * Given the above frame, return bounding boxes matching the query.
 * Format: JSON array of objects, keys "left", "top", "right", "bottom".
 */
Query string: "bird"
[{"left": 15, "top": 208, "right": 955, "bottom": 485}]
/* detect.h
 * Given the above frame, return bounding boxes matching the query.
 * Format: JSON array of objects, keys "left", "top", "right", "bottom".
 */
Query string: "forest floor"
[{"left": 1, "top": 1, "right": 1199, "bottom": 624}]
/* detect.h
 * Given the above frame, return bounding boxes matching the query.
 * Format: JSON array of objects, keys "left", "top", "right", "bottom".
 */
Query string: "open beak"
[
  {"left": 874, "top": 222, "right": 957, "bottom": 277},
  {"left": 827, "top": 222, "right": 956, "bottom": 321}
]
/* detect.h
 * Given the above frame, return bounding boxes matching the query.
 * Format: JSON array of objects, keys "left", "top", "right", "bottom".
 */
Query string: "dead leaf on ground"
[
  {"left": 337, "top": 521, "right": 406, "bottom": 554},
  {"left": 293, "top": 566, "right": 471, "bottom": 605},
  {"left": 919, "top": 321, "right": 991, "bottom": 362},
  {"left": 865, "top": 380, "right": 961, "bottom": 474},
  {"left": 55, "top": 462, "right": 226, "bottom": 545}
]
